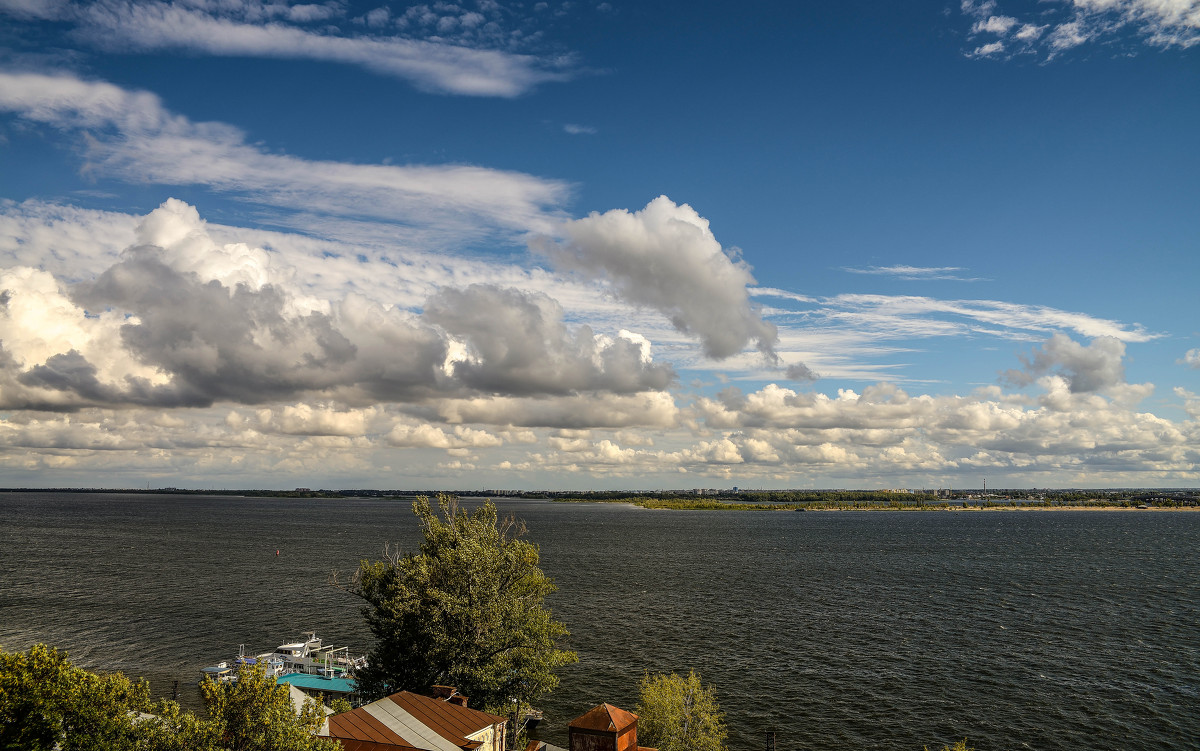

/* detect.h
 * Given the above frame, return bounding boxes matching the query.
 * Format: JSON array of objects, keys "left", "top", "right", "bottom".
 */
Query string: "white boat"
[
  {"left": 202, "top": 633, "right": 366, "bottom": 685},
  {"left": 199, "top": 662, "right": 235, "bottom": 683},
  {"left": 269, "top": 632, "right": 367, "bottom": 676}
]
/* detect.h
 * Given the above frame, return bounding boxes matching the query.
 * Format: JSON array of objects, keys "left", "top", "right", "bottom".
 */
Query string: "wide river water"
[{"left": 0, "top": 493, "right": 1195, "bottom": 750}]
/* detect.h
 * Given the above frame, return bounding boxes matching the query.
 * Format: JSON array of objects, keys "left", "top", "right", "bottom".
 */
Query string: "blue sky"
[{"left": 0, "top": 0, "right": 1197, "bottom": 489}]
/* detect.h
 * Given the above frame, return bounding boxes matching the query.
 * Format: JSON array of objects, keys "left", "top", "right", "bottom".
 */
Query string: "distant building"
[
  {"left": 567, "top": 703, "right": 656, "bottom": 751},
  {"left": 321, "top": 687, "right": 506, "bottom": 751}
]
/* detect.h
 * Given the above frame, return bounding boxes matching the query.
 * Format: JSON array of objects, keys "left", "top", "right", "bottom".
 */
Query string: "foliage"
[
  {"left": 635, "top": 670, "right": 727, "bottom": 751},
  {"left": 198, "top": 664, "right": 336, "bottom": 751},
  {"left": 925, "top": 741, "right": 973, "bottom": 751},
  {"left": 0, "top": 644, "right": 337, "bottom": 751},
  {"left": 350, "top": 495, "right": 576, "bottom": 713},
  {"left": 0, "top": 643, "right": 153, "bottom": 751},
  {"left": 328, "top": 696, "right": 353, "bottom": 715}
]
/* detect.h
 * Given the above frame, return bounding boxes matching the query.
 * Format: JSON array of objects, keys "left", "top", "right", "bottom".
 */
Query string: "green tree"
[
  {"left": 0, "top": 643, "right": 154, "bottom": 751},
  {"left": 0, "top": 644, "right": 337, "bottom": 751},
  {"left": 349, "top": 495, "right": 577, "bottom": 713},
  {"left": 635, "top": 670, "right": 727, "bottom": 751},
  {"left": 198, "top": 664, "right": 336, "bottom": 751}
]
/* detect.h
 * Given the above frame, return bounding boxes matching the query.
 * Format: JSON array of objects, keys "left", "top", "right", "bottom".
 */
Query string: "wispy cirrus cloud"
[
  {"left": 818, "top": 294, "right": 1160, "bottom": 343},
  {"left": 841, "top": 265, "right": 986, "bottom": 281},
  {"left": 961, "top": 0, "right": 1200, "bottom": 59},
  {"left": 0, "top": 70, "right": 570, "bottom": 242},
  {"left": 0, "top": 0, "right": 572, "bottom": 97}
]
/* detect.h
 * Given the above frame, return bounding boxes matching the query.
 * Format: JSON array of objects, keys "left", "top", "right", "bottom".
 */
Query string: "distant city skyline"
[{"left": 0, "top": 0, "right": 1197, "bottom": 489}]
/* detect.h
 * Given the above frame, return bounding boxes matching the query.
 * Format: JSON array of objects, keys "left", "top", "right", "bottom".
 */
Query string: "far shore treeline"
[{"left": 1, "top": 487, "right": 1197, "bottom": 509}]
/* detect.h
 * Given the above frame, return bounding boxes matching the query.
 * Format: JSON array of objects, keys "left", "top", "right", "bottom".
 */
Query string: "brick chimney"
[{"left": 430, "top": 685, "right": 470, "bottom": 707}]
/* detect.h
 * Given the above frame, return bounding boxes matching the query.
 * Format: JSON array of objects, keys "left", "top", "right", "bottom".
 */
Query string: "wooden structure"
[{"left": 567, "top": 703, "right": 655, "bottom": 751}]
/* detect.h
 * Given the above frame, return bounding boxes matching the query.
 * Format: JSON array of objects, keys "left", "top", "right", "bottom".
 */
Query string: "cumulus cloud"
[
  {"left": 961, "top": 0, "right": 1200, "bottom": 58},
  {"left": 387, "top": 422, "right": 503, "bottom": 449},
  {"left": 424, "top": 284, "right": 675, "bottom": 395},
  {"left": 0, "top": 0, "right": 569, "bottom": 97},
  {"left": 676, "top": 374, "right": 1196, "bottom": 483},
  {"left": 0, "top": 71, "right": 569, "bottom": 242},
  {"left": 1003, "top": 333, "right": 1127, "bottom": 393},
  {"left": 435, "top": 391, "right": 680, "bottom": 429},
  {"left": 0, "top": 200, "right": 141, "bottom": 280},
  {"left": 785, "top": 362, "right": 820, "bottom": 383},
  {"left": 253, "top": 404, "right": 375, "bottom": 436},
  {"left": 537, "top": 196, "right": 778, "bottom": 361},
  {"left": 0, "top": 199, "right": 673, "bottom": 410},
  {"left": 972, "top": 15, "right": 1019, "bottom": 34},
  {"left": 1180, "top": 348, "right": 1200, "bottom": 368}
]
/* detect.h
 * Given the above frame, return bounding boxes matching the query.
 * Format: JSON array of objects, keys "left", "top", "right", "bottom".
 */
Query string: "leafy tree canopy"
[
  {"left": 0, "top": 643, "right": 153, "bottom": 751},
  {"left": 0, "top": 644, "right": 337, "bottom": 751},
  {"left": 635, "top": 670, "right": 727, "bottom": 751},
  {"left": 349, "top": 495, "right": 577, "bottom": 712},
  {"left": 197, "top": 664, "right": 334, "bottom": 751}
]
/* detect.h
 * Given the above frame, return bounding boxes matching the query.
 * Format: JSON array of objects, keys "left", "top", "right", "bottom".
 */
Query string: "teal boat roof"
[{"left": 277, "top": 672, "right": 356, "bottom": 694}]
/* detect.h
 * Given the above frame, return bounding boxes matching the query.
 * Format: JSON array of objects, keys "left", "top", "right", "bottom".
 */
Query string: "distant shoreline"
[
  {"left": 817, "top": 505, "right": 1200, "bottom": 512},
  {"left": 551, "top": 497, "right": 1200, "bottom": 512}
]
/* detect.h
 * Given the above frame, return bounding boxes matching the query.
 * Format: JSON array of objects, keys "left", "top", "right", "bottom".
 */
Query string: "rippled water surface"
[{"left": 1, "top": 493, "right": 1196, "bottom": 750}]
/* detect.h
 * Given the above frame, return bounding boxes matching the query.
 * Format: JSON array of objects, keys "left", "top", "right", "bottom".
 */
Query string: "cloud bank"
[{"left": 0, "top": 199, "right": 672, "bottom": 412}]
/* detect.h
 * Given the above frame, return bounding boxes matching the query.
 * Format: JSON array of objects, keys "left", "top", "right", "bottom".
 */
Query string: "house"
[
  {"left": 566, "top": 703, "right": 656, "bottom": 751},
  {"left": 321, "top": 687, "right": 506, "bottom": 751}
]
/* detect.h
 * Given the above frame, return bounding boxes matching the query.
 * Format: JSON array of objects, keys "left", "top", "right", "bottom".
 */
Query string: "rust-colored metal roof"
[
  {"left": 569, "top": 703, "right": 638, "bottom": 733},
  {"left": 326, "top": 690, "right": 505, "bottom": 751},
  {"left": 391, "top": 690, "right": 504, "bottom": 744},
  {"left": 335, "top": 740, "right": 423, "bottom": 751}
]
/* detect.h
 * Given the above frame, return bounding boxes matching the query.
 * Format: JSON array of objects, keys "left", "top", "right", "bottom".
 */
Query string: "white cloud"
[
  {"left": 435, "top": 391, "right": 680, "bottom": 429},
  {"left": 1180, "top": 348, "right": 1200, "bottom": 368},
  {"left": 750, "top": 287, "right": 817, "bottom": 304},
  {"left": 0, "top": 200, "right": 673, "bottom": 410},
  {"left": 961, "top": 0, "right": 1200, "bottom": 58},
  {"left": 1014, "top": 23, "right": 1047, "bottom": 40},
  {"left": 537, "top": 196, "right": 778, "bottom": 360},
  {"left": 387, "top": 422, "right": 503, "bottom": 449},
  {"left": 0, "top": 71, "right": 570, "bottom": 242},
  {"left": 0, "top": 0, "right": 569, "bottom": 97},
  {"left": 423, "top": 284, "right": 674, "bottom": 395},
  {"left": 972, "top": 15, "right": 1019, "bottom": 34},
  {"left": 254, "top": 404, "right": 375, "bottom": 436},
  {"left": 822, "top": 294, "right": 1158, "bottom": 343},
  {"left": 785, "top": 362, "right": 820, "bottom": 383},
  {"left": 972, "top": 41, "right": 1007, "bottom": 56},
  {"left": 677, "top": 376, "right": 1198, "bottom": 483},
  {"left": 0, "top": 200, "right": 139, "bottom": 280},
  {"left": 842, "top": 265, "right": 984, "bottom": 281},
  {"left": 1003, "top": 333, "right": 1127, "bottom": 393},
  {"left": 563, "top": 123, "right": 597, "bottom": 135}
]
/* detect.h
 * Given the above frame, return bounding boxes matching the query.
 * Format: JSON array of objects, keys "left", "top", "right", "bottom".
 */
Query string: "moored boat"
[{"left": 201, "top": 632, "right": 366, "bottom": 685}]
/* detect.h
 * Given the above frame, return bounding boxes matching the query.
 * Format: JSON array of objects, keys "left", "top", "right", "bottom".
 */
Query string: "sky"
[{"left": 0, "top": 0, "right": 1197, "bottom": 490}]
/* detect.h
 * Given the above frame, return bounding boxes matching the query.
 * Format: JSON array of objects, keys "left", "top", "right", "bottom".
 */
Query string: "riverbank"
[{"left": 552, "top": 497, "right": 1200, "bottom": 512}]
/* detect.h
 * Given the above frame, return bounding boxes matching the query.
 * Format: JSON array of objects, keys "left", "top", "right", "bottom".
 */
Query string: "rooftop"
[
  {"left": 324, "top": 690, "right": 505, "bottom": 751},
  {"left": 277, "top": 672, "right": 357, "bottom": 695}
]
